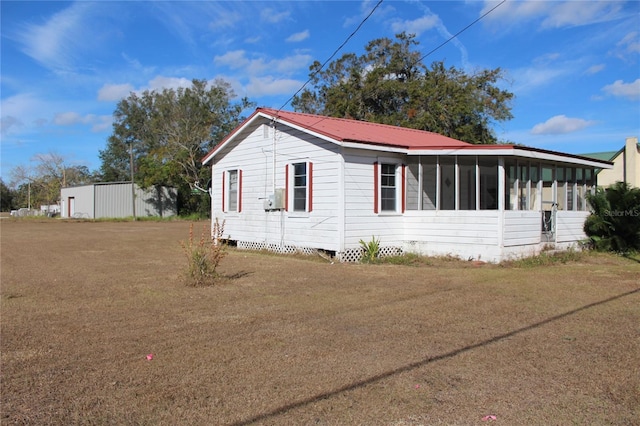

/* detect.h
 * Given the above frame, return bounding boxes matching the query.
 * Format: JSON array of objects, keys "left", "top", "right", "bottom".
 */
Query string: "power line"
[
  {"left": 273, "top": 0, "right": 506, "bottom": 131},
  {"left": 277, "top": 0, "right": 384, "bottom": 113},
  {"left": 418, "top": 0, "right": 506, "bottom": 63}
]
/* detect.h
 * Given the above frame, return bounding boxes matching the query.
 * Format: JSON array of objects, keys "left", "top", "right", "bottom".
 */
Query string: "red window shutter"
[
  {"left": 285, "top": 164, "right": 289, "bottom": 212},
  {"left": 308, "top": 162, "right": 313, "bottom": 212},
  {"left": 402, "top": 164, "right": 406, "bottom": 213},
  {"left": 221, "top": 171, "right": 225, "bottom": 212},
  {"left": 238, "top": 169, "right": 243, "bottom": 213},
  {"left": 373, "top": 162, "right": 379, "bottom": 213}
]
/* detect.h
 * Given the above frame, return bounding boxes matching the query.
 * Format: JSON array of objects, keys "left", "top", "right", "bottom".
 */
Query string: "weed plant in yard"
[
  {"left": 1, "top": 220, "right": 639, "bottom": 425},
  {"left": 181, "top": 219, "right": 227, "bottom": 286}
]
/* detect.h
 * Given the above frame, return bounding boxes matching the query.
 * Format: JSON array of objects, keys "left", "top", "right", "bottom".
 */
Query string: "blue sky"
[{"left": 1, "top": 0, "right": 639, "bottom": 183}]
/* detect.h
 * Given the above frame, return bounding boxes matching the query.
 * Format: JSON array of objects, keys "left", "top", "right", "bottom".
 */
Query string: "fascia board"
[
  {"left": 340, "top": 141, "right": 408, "bottom": 154},
  {"left": 271, "top": 116, "right": 341, "bottom": 146},
  {"left": 202, "top": 112, "right": 269, "bottom": 165},
  {"left": 409, "top": 147, "right": 613, "bottom": 169}
]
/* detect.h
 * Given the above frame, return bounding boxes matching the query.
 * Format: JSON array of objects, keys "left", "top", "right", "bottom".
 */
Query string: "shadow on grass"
[
  {"left": 223, "top": 271, "right": 253, "bottom": 280},
  {"left": 230, "top": 287, "right": 640, "bottom": 426}
]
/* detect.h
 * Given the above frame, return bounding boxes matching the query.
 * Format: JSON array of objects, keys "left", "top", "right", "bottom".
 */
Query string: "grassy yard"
[{"left": 1, "top": 219, "right": 639, "bottom": 425}]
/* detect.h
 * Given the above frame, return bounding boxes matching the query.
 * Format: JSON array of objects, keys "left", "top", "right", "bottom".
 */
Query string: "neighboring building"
[
  {"left": 40, "top": 204, "right": 61, "bottom": 216},
  {"left": 60, "top": 182, "right": 177, "bottom": 219},
  {"left": 582, "top": 137, "right": 640, "bottom": 188},
  {"left": 202, "top": 108, "right": 612, "bottom": 263}
]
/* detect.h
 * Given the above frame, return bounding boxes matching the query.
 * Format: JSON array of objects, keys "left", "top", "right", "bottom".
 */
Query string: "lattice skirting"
[
  {"left": 237, "top": 241, "right": 317, "bottom": 256},
  {"left": 338, "top": 246, "right": 403, "bottom": 262},
  {"left": 235, "top": 240, "right": 402, "bottom": 263}
]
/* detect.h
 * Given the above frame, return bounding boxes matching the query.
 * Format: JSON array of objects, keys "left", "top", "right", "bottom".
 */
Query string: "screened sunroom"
[{"left": 398, "top": 147, "right": 607, "bottom": 261}]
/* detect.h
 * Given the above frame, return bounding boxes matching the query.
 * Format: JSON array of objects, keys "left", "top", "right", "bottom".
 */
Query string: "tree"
[
  {"left": 9, "top": 153, "right": 94, "bottom": 209},
  {"left": 99, "top": 79, "right": 254, "bottom": 215},
  {"left": 292, "top": 32, "right": 513, "bottom": 144},
  {"left": 0, "top": 179, "right": 17, "bottom": 211},
  {"left": 584, "top": 182, "right": 640, "bottom": 252}
]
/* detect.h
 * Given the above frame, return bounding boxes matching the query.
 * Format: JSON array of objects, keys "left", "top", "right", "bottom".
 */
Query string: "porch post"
[{"left": 497, "top": 158, "right": 505, "bottom": 249}]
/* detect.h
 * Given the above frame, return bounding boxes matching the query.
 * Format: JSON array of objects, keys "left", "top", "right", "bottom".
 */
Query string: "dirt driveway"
[{"left": 1, "top": 219, "right": 639, "bottom": 425}]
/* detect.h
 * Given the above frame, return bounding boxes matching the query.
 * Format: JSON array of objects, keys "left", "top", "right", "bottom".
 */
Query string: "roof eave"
[{"left": 202, "top": 109, "right": 269, "bottom": 165}]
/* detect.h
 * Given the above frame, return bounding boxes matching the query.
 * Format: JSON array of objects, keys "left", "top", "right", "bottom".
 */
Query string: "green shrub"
[
  {"left": 584, "top": 182, "right": 640, "bottom": 253},
  {"left": 181, "top": 219, "right": 227, "bottom": 286},
  {"left": 359, "top": 236, "right": 380, "bottom": 263}
]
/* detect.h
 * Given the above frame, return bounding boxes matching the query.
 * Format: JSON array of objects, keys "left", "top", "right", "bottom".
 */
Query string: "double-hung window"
[
  {"left": 380, "top": 163, "right": 397, "bottom": 211},
  {"left": 374, "top": 161, "right": 404, "bottom": 213},
  {"left": 223, "top": 169, "right": 242, "bottom": 213},
  {"left": 293, "top": 162, "right": 307, "bottom": 211},
  {"left": 286, "top": 162, "right": 313, "bottom": 212}
]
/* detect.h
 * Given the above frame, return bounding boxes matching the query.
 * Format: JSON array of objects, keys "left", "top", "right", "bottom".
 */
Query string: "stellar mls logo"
[{"left": 604, "top": 209, "right": 640, "bottom": 217}]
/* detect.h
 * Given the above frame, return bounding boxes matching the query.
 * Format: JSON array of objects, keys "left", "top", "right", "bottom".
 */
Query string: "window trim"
[
  {"left": 222, "top": 169, "right": 242, "bottom": 213},
  {"left": 286, "top": 161, "right": 313, "bottom": 213},
  {"left": 374, "top": 159, "right": 404, "bottom": 214}
]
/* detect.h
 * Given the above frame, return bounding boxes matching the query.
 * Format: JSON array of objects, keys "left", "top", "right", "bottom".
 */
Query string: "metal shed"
[{"left": 60, "top": 182, "right": 177, "bottom": 219}]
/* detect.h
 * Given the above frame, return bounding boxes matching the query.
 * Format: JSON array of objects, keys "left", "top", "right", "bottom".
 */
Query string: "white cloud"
[
  {"left": 482, "top": 0, "right": 624, "bottom": 30},
  {"left": 13, "top": 2, "right": 112, "bottom": 73},
  {"left": 90, "top": 116, "right": 113, "bottom": 133},
  {"left": 613, "top": 31, "right": 640, "bottom": 60},
  {"left": 260, "top": 8, "right": 290, "bottom": 24},
  {"left": 209, "top": 10, "right": 242, "bottom": 31},
  {"left": 541, "top": 2, "right": 623, "bottom": 29},
  {"left": 214, "top": 50, "right": 251, "bottom": 69},
  {"left": 214, "top": 51, "right": 312, "bottom": 76},
  {"left": 585, "top": 64, "right": 606, "bottom": 75},
  {"left": 400, "top": 3, "right": 470, "bottom": 70},
  {"left": 245, "top": 76, "right": 304, "bottom": 97},
  {"left": 511, "top": 66, "right": 567, "bottom": 94},
  {"left": 531, "top": 115, "right": 596, "bottom": 135},
  {"left": 52, "top": 112, "right": 111, "bottom": 132},
  {"left": 98, "top": 84, "right": 135, "bottom": 102},
  {"left": 286, "top": 30, "right": 310, "bottom": 43},
  {"left": 145, "top": 76, "right": 193, "bottom": 92},
  {"left": 1, "top": 116, "right": 24, "bottom": 136},
  {"left": 602, "top": 79, "right": 640, "bottom": 101},
  {"left": 1, "top": 93, "right": 43, "bottom": 118},
  {"left": 391, "top": 15, "right": 439, "bottom": 36},
  {"left": 53, "top": 112, "right": 83, "bottom": 126}
]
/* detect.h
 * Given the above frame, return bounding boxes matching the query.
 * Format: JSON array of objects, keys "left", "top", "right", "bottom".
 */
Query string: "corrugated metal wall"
[
  {"left": 94, "top": 183, "right": 177, "bottom": 218},
  {"left": 61, "top": 183, "right": 177, "bottom": 219}
]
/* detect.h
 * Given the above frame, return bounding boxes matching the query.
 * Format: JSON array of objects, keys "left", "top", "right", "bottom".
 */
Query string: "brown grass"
[{"left": 1, "top": 219, "right": 639, "bottom": 425}]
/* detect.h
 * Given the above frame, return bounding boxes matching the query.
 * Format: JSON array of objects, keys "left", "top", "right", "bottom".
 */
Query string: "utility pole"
[{"left": 130, "top": 142, "right": 136, "bottom": 221}]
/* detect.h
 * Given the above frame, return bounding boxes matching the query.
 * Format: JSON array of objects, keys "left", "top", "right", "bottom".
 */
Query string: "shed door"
[{"left": 67, "top": 197, "right": 75, "bottom": 218}]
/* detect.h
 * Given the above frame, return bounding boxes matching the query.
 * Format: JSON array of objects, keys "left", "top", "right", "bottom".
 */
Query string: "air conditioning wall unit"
[{"left": 263, "top": 188, "right": 286, "bottom": 211}]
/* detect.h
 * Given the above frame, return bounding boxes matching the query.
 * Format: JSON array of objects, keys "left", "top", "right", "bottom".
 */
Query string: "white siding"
[
  {"left": 212, "top": 120, "right": 342, "bottom": 251},
  {"left": 402, "top": 211, "right": 501, "bottom": 261},
  {"left": 556, "top": 211, "right": 589, "bottom": 243},
  {"left": 342, "top": 149, "right": 405, "bottom": 251},
  {"left": 503, "top": 211, "right": 541, "bottom": 247}
]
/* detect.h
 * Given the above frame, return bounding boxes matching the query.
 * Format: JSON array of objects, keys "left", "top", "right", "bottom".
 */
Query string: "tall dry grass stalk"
[{"left": 180, "top": 219, "right": 227, "bottom": 286}]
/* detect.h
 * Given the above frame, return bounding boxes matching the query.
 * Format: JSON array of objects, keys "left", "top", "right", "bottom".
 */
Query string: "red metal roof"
[
  {"left": 257, "top": 107, "right": 473, "bottom": 149},
  {"left": 202, "top": 108, "right": 475, "bottom": 163},
  {"left": 201, "top": 108, "right": 611, "bottom": 169}
]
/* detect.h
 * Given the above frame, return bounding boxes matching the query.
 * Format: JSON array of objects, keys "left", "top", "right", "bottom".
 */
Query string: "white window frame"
[
  {"left": 224, "top": 169, "right": 241, "bottom": 213},
  {"left": 377, "top": 158, "right": 401, "bottom": 214}
]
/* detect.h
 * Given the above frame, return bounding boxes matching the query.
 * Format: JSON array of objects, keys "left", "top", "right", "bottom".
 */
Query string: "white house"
[{"left": 202, "top": 108, "right": 612, "bottom": 263}]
